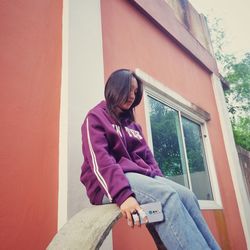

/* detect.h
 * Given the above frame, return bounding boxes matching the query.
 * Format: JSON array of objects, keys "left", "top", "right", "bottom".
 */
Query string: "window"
[
  {"left": 148, "top": 96, "right": 213, "bottom": 200},
  {"left": 136, "top": 68, "right": 222, "bottom": 208}
]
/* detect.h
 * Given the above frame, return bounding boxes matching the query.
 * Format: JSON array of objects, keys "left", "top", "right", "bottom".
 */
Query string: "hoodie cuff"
[
  {"left": 157, "top": 170, "right": 164, "bottom": 177},
  {"left": 114, "top": 188, "right": 135, "bottom": 207}
]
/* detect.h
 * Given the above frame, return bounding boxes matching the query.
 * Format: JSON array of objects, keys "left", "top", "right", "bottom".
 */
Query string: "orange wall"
[
  {"left": 0, "top": 1, "right": 62, "bottom": 249},
  {"left": 101, "top": 1, "right": 246, "bottom": 249}
]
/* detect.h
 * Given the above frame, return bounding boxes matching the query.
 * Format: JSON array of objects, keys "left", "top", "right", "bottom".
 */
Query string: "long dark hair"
[{"left": 104, "top": 69, "right": 143, "bottom": 123}]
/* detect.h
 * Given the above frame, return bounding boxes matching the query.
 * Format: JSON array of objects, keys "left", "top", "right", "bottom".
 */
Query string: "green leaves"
[
  {"left": 232, "top": 117, "right": 250, "bottom": 151},
  {"left": 208, "top": 17, "right": 250, "bottom": 151}
]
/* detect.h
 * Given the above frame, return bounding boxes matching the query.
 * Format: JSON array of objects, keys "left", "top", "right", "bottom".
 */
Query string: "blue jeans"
[{"left": 104, "top": 173, "right": 221, "bottom": 250}]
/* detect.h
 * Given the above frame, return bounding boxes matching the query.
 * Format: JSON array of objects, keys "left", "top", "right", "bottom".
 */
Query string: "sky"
[{"left": 189, "top": 0, "right": 250, "bottom": 59}]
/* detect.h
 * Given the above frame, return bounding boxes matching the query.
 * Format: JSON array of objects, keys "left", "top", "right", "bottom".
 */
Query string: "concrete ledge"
[{"left": 47, "top": 204, "right": 121, "bottom": 250}]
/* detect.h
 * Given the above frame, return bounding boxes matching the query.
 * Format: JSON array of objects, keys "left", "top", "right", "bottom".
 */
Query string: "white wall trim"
[
  {"left": 58, "top": 0, "right": 69, "bottom": 229},
  {"left": 211, "top": 74, "right": 250, "bottom": 249},
  {"left": 65, "top": 0, "right": 112, "bottom": 248},
  {"left": 201, "top": 122, "right": 223, "bottom": 209},
  {"left": 138, "top": 69, "right": 222, "bottom": 210}
]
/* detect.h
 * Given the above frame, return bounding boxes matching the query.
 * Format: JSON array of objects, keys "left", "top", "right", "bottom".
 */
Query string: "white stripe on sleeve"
[{"left": 86, "top": 118, "right": 112, "bottom": 202}]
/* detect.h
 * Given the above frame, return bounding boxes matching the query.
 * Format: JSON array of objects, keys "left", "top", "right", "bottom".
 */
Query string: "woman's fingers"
[
  {"left": 121, "top": 210, "right": 127, "bottom": 219},
  {"left": 131, "top": 211, "right": 141, "bottom": 227},
  {"left": 120, "top": 197, "right": 148, "bottom": 227},
  {"left": 121, "top": 207, "right": 148, "bottom": 227},
  {"left": 126, "top": 210, "right": 134, "bottom": 227},
  {"left": 138, "top": 208, "right": 149, "bottom": 224}
]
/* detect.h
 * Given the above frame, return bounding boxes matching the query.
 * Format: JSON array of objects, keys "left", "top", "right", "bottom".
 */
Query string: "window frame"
[{"left": 136, "top": 69, "right": 222, "bottom": 209}]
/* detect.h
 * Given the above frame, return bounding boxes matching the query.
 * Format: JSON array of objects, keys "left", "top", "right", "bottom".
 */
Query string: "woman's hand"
[{"left": 120, "top": 196, "right": 148, "bottom": 227}]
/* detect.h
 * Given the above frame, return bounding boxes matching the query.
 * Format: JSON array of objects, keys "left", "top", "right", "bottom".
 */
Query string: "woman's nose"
[{"left": 130, "top": 91, "right": 135, "bottom": 99}]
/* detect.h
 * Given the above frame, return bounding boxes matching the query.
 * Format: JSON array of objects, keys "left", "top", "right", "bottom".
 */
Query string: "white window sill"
[{"left": 199, "top": 200, "right": 223, "bottom": 210}]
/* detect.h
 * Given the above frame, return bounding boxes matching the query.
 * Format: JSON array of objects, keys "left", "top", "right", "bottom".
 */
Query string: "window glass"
[
  {"left": 148, "top": 95, "right": 213, "bottom": 200},
  {"left": 148, "top": 96, "right": 189, "bottom": 187},
  {"left": 181, "top": 117, "right": 213, "bottom": 200}
]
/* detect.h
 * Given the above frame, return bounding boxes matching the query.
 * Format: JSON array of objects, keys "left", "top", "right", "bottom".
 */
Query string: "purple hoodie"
[{"left": 80, "top": 101, "right": 163, "bottom": 206}]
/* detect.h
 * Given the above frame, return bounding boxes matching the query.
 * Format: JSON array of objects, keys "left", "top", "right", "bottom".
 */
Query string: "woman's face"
[{"left": 119, "top": 77, "right": 138, "bottom": 110}]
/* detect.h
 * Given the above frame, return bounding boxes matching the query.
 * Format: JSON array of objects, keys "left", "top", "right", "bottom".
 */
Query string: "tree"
[
  {"left": 149, "top": 97, "right": 205, "bottom": 176},
  {"left": 225, "top": 53, "right": 250, "bottom": 118},
  {"left": 232, "top": 117, "right": 250, "bottom": 151},
  {"left": 207, "top": 17, "right": 250, "bottom": 151}
]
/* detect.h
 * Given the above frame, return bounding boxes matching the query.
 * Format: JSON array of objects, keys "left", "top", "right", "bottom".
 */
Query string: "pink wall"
[
  {"left": 0, "top": 1, "right": 62, "bottom": 249},
  {"left": 101, "top": 0, "right": 246, "bottom": 249}
]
